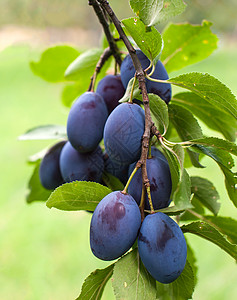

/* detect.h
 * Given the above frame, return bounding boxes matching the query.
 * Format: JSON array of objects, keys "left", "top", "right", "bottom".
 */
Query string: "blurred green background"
[{"left": 0, "top": 0, "right": 236, "bottom": 299}]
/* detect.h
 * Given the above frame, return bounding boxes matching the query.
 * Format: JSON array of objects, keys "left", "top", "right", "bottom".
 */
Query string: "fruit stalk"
[
  {"left": 88, "top": 47, "right": 112, "bottom": 91},
  {"left": 122, "top": 167, "right": 138, "bottom": 194}
]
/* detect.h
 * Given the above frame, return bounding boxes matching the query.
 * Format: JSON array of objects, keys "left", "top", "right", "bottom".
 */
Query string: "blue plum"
[
  {"left": 120, "top": 49, "right": 172, "bottom": 104},
  {"left": 128, "top": 147, "right": 172, "bottom": 210},
  {"left": 120, "top": 50, "right": 150, "bottom": 88},
  {"left": 103, "top": 152, "right": 129, "bottom": 185},
  {"left": 146, "top": 60, "right": 172, "bottom": 104},
  {"left": 90, "top": 191, "right": 141, "bottom": 260},
  {"left": 103, "top": 102, "right": 145, "bottom": 165},
  {"left": 59, "top": 141, "right": 104, "bottom": 183},
  {"left": 67, "top": 91, "right": 108, "bottom": 153},
  {"left": 96, "top": 75, "right": 125, "bottom": 114},
  {"left": 138, "top": 212, "right": 187, "bottom": 283},
  {"left": 39, "top": 141, "right": 66, "bottom": 190},
  {"left": 150, "top": 146, "right": 168, "bottom": 163}
]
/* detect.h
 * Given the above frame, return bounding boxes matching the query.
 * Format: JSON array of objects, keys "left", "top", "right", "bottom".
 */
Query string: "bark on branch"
[{"left": 89, "top": 0, "right": 122, "bottom": 66}]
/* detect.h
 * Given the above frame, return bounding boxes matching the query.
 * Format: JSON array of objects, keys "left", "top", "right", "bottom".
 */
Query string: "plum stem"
[
  {"left": 146, "top": 186, "right": 155, "bottom": 213},
  {"left": 163, "top": 137, "right": 193, "bottom": 147},
  {"left": 145, "top": 75, "right": 169, "bottom": 84},
  {"left": 122, "top": 167, "right": 138, "bottom": 194},
  {"left": 89, "top": 0, "right": 122, "bottom": 67},
  {"left": 114, "top": 60, "right": 118, "bottom": 75},
  {"left": 159, "top": 137, "right": 184, "bottom": 169},
  {"left": 148, "top": 139, "right": 152, "bottom": 158},
  {"left": 88, "top": 47, "right": 112, "bottom": 91},
  {"left": 146, "top": 62, "right": 155, "bottom": 77},
  {"left": 187, "top": 209, "right": 223, "bottom": 233}
]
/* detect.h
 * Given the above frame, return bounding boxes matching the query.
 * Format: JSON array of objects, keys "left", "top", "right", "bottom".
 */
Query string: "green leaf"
[
  {"left": 181, "top": 221, "right": 237, "bottom": 261},
  {"left": 155, "top": 205, "right": 185, "bottom": 216},
  {"left": 169, "top": 72, "right": 237, "bottom": 119},
  {"left": 191, "top": 176, "right": 220, "bottom": 215},
  {"left": 156, "top": 260, "right": 195, "bottom": 300},
  {"left": 61, "top": 84, "right": 81, "bottom": 107},
  {"left": 172, "top": 92, "right": 237, "bottom": 141},
  {"left": 46, "top": 181, "right": 112, "bottom": 211},
  {"left": 30, "top": 45, "right": 79, "bottom": 82},
  {"left": 119, "top": 77, "right": 140, "bottom": 103},
  {"left": 164, "top": 122, "right": 178, "bottom": 141},
  {"left": 172, "top": 168, "right": 192, "bottom": 210},
  {"left": 169, "top": 104, "right": 203, "bottom": 141},
  {"left": 155, "top": 283, "right": 171, "bottom": 300},
  {"left": 162, "top": 144, "right": 184, "bottom": 197},
  {"left": 191, "top": 144, "right": 237, "bottom": 207},
  {"left": 26, "top": 162, "right": 52, "bottom": 203},
  {"left": 219, "top": 166, "right": 237, "bottom": 208},
  {"left": 112, "top": 248, "right": 157, "bottom": 300},
  {"left": 191, "top": 137, "right": 237, "bottom": 157},
  {"left": 167, "top": 260, "right": 195, "bottom": 300},
  {"left": 204, "top": 216, "right": 237, "bottom": 244},
  {"left": 149, "top": 94, "right": 169, "bottom": 135},
  {"left": 186, "top": 241, "right": 198, "bottom": 285},
  {"left": 181, "top": 197, "right": 205, "bottom": 221},
  {"left": 62, "top": 55, "right": 112, "bottom": 106},
  {"left": 19, "top": 125, "right": 67, "bottom": 140},
  {"left": 64, "top": 48, "right": 103, "bottom": 81},
  {"left": 161, "top": 21, "right": 218, "bottom": 72},
  {"left": 185, "top": 149, "right": 203, "bottom": 169},
  {"left": 102, "top": 172, "right": 124, "bottom": 191},
  {"left": 192, "top": 142, "right": 237, "bottom": 203},
  {"left": 192, "top": 144, "right": 234, "bottom": 170},
  {"left": 169, "top": 103, "right": 203, "bottom": 168},
  {"left": 130, "top": 0, "right": 186, "bottom": 26},
  {"left": 76, "top": 264, "right": 114, "bottom": 300},
  {"left": 27, "top": 148, "right": 48, "bottom": 164},
  {"left": 122, "top": 17, "right": 163, "bottom": 62}
]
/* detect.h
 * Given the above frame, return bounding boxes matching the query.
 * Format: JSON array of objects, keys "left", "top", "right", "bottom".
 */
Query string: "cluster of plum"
[{"left": 39, "top": 50, "right": 187, "bottom": 284}]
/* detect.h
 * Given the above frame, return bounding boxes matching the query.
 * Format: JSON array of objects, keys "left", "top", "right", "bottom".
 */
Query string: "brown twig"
[
  {"left": 89, "top": 0, "right": 122, "bottom": 67},
  {"left": 151, "top": 125, "right": 162, "bottom": 140},
  {"left": 98, "top": 0, "right": 155, "bottom": 213},
  {"left": 88, "top": 47, "right": 113, "bottom": 91}
]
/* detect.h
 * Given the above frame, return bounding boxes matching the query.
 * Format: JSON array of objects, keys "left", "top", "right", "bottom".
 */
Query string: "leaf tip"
[{"left": 45, "top": 199, "right": 53, "bottom": 209}]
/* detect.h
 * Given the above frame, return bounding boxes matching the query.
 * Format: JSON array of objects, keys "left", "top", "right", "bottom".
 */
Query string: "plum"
[
  {"left": 138, "top": 212, "right": 187, "bottom": 283},
  {"left": 103, "top": 152, "right": 129, "bottom": 185},
  {"left": 146, "top": 60, "right": 172, "bottom": 104},
  {"left": 39, "top": 141, "right": 66, "bottom": 190},
  {"left": 90, "top": 191, "right": 141, "bottom": 260},
  {"left": 96, "top": 75, "right": 125, "bottom": 114},
  {"left": 150, "top": 146, "right": 169, "bottom": 164},
  {"left": 128, "top": 147, "right": 172, "bottom": 210},
  {"left": 120, "top": 50, "right": 150, "bottom": 88},
  {"left": 120, "top": 49, "right": 172, "bottom": 104},
  {"left": 103, "top": 102, "right": 145, "bottom": 165},
  {"left": 59, "top": 141, "right": 104, "bottom": 183},
  {"left": 67, "top": 91, "right": 108, "bottom": 153}
]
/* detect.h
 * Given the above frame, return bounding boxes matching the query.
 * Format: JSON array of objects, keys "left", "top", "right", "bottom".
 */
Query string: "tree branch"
[
  {"left": 88, "top": 47, "right": 113, "bottom": 91},
  {"left": 98, "top": 0, "right": 155, "bottom": 213},
  {"left": 89, "top": 0, "right": 122, "bottom": 66}
]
